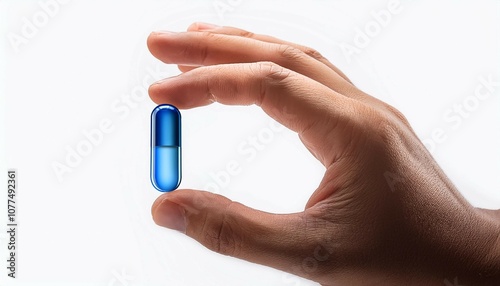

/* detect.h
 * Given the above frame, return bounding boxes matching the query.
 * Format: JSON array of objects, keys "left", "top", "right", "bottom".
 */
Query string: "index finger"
[{"left": 149, "top": 62, "right": 358, "bottom": 167}]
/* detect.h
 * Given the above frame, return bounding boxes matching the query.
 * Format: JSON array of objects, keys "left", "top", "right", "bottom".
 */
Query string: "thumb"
[{"left": 151, "top": 189, "right": 323, "bottom": 274}]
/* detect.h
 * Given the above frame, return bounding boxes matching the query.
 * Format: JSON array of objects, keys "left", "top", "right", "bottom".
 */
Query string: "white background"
[{"left": 1, "top": 0, "right": 499, "bottom": 285}]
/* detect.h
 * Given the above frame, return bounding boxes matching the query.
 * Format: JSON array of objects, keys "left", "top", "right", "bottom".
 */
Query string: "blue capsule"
[{"left": 150, "top": 104, "right": 181, "bottom": 192}]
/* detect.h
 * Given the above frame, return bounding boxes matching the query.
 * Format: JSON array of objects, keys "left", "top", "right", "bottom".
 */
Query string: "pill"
[{"left": 150, "top": 104, "right": 181, "bottom": 192}]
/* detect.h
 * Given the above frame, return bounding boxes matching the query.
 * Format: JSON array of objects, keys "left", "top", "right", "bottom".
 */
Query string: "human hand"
[{"left": 147, "top": 23, "right": 500, "bottom": 285}]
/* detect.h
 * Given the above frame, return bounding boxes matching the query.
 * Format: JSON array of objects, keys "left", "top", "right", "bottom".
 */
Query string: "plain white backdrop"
[{"left": 1, "top": 0, "right": 499, "bottom": 285}]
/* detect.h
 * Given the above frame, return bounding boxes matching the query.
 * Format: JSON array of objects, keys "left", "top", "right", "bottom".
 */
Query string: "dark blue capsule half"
[{"left": 151, "top": 104, "right": 181, "bottom": 192}]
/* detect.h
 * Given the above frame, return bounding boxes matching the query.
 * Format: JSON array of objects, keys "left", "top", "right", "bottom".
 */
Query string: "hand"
[{"left": 147, "top": 23, "right": 500, "bottom": 285}]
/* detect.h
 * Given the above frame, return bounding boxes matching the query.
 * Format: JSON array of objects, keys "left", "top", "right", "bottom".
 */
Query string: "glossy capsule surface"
[{"left": 150, "top": 104, "right": 181, "bottom": 192}]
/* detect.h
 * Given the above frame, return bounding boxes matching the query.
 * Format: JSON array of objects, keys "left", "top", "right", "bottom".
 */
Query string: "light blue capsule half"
[{"left": 151, "top": 104, "right": 181, "bottom": 192}]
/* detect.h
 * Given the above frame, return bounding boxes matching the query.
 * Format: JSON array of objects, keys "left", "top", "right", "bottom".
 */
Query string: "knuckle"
[
  {"left": 199, "top": 30, "right": 218, "bottom": 39},
  {"left": 250, "top": 61, "right": 292, "bottom": 106},
  {"left": 239, "top": 30, "right": 255, "bottom": 39},
  {"left": 302, "top": 46, "right": 325, "bottom": 61},
  {"left": 197, "top": 31, "right": 220, "bottom": 64},
  {"left": 363, "top": 106, "right": 411, "bottom": 147},
  {"left": 198, "top": 44, "right": 209, "bottom": 65},
  {"left": 201, "top": 202, "right": 241, "bottom": 257},
  {"left": 382, "top": 103, "right": 411, "bottom": 126},
  {"left": 276, "top": 44, "right": 306, "bottom": 61},
  {"left": 251, "top": 61, "right": 291, "bottom": 81},
  {"left": 358, "top": 102, "right": 412, "bottom": 138}
]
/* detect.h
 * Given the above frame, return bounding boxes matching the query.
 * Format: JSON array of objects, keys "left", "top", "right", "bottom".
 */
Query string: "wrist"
[
  {"left": 418, "top": 206, "right": 500, "bottom": 285},
  {"left": 456, "top": 208, "right": 500, "bottom": 285},
  {"left": 475, "top": 208, "right": 500, "bottom": 279}
]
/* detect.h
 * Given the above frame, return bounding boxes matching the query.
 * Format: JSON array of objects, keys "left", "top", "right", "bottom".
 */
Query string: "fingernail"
[
  {"left": 152, "top": 75, "right": 177, "bottom": 85},
  {"left": 153, "top": 198, "right": 186, "bottom": 233},
  {"left": 194, "top": 22, "right": 220, "bottom": 31},
  {"left": 152, "top": 30, "right": 177, "bottom": 35}
]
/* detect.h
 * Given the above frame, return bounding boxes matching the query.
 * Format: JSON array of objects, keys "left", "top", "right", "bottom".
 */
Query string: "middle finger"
[{"left": 147, "top": 31, "right": 363, "bottom": 99}]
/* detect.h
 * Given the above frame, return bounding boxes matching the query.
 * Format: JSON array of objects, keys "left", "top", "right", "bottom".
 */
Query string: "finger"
[
  {"left": 147, "top": 31, "right": 364, "bottom": 100},
  {"left": 187, "top": 22, "right": 352, "bottom": 83},
  {"left": 149, "top": 62, "right": 357, "bottom": 166},
  {"left": 151, "top": 189, "right": 329, "bottom": 278}
]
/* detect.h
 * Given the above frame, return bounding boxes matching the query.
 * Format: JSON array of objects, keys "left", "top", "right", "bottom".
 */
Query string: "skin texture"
[{"left": 148, "top": 23, "right": 500, "bottom": 286}]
